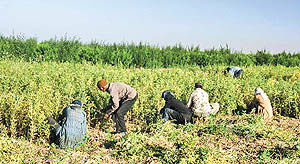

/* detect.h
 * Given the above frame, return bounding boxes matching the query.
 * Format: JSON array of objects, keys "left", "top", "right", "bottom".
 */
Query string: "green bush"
[{"left": 1, "top": 35, "right": 300, "bottom": 68}]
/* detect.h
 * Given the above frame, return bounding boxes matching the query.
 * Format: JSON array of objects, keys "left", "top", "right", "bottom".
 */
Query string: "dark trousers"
[
  {"left": 235, "top": 69, "right": 243, "bottom": 78},
  {"left": 111, "top": 94, "right": 138, "bottom": 132},
  {"left": 161, "top": 108, "right": 186, "bottom": 124}
]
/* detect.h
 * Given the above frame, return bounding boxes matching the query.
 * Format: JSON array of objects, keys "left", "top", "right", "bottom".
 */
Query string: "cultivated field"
[{"left": 0, "top": 60, "right": 299, "bottom": 163}]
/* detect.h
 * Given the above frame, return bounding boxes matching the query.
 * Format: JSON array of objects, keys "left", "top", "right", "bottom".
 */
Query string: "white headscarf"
[{"left": 254, "top": 88, "right": 269, "bottom": 100}]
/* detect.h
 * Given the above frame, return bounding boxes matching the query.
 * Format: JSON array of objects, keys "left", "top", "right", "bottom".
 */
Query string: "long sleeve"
[
  {"left": 163, "top": 101, "right": 171, "bottom": 109},
  {"left": 186, "top": 94, "right": 193, "bottom": 109},
  {"left": 107, "top": 90, "right": 120, "bottom": 115},
  {"left": 58, "top": 106, "right": 68, "bottom": 123},
  {"left": 255, "top": 95, "right": 265, "bottom": 108},
  {"left": 105, "top": 82, "right": 137, "bottom": 115}
]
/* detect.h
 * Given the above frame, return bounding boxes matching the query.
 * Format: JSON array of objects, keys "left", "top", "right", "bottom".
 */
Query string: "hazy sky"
[{"left": 1, "top": 0, "right": 299, "bottom": 53}]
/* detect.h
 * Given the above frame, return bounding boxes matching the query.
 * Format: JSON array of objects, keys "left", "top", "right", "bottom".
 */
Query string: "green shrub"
[{"left": 1, "top": 35, "right": 300, "bottom": 67}]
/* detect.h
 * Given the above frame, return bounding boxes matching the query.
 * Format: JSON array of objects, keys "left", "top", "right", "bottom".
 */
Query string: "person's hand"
[
  {"left": 47, "top": 117, "right": 57, "bottom": 125},
  {"left": 104, "top": 114, "right": 109, "bottom": 119}
]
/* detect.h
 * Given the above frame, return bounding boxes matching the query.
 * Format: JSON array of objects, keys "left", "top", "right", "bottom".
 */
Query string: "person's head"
[
  {"left": 72, "top": 99, "right": 82, "bottom": 106},
  {"left": 97, "top": 80, "right": 109, "bottom": 92},
  {"left": 194, "top": 83, "right": 202, "bottom": 89},
  {"left": 254, "top": 87, "right": 268, "bottom": 100},
  {"left": 254, "top": 88, "right": 264, "bottom": 95},
  {"left": 162, "top": 90, "right": 173, "bottom": 101}
]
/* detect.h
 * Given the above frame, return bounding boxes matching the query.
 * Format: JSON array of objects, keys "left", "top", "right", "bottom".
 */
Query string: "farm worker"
[
  {"left": 97, "top": 80, "right": 138, "bottom": 137},
  {"left": 253, "top": 88, "right": 273, "bottom": 121},
  {"left": 160, "top": 90, "right": 193, "bottom": 124},
  {"left": 47, "top": 100, "right": 87, "bottom": 148},
  {"left": 225, "top": 66, "right": 243, "bottom": 78},
  {"left": 186, "top": 83, "right": 219, "bottom": 120}
]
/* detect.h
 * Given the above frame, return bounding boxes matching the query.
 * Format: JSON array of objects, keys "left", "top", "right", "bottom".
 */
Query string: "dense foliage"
[
  {"left": 0, "top": 60, "right": 299, "bottom": 163},
  {"left": 0, "top": 60, "right": 299, "bottom": 139},
  {"left": 1, "top": 35, "right": 300, "bottom": 68}
]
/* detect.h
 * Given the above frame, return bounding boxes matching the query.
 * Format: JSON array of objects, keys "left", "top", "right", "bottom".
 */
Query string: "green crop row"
[
  {"left": 1, "top": 114, "right": 299, "bottom": 163},
  {"left": 0, "top": 35, "right": 300, "bottom": 68},
  {"left": 0, "top": 60, "right": 299, "bottom": 140}
]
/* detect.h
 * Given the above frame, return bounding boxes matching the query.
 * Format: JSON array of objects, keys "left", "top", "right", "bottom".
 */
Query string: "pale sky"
[{"left": 1, "top": 0, "right": 299, "bottom": 53}]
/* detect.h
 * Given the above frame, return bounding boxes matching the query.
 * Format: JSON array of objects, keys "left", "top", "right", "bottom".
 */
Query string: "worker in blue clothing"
[
  {"left": 47, "top": 100, "right": 87, "bottom": 148},
  {"left": 225, "top": 67, "right": 244, "bottom": 78}
]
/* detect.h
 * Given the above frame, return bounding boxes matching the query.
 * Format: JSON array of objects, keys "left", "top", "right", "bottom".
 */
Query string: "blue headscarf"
[{"left": 71, "top": 100, "right": 82, "bottom": 106}]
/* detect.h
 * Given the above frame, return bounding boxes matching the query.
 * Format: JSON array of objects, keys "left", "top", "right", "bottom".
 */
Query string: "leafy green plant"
[{"left": 1, "top": 34, "right": 300, "bottom": 67}]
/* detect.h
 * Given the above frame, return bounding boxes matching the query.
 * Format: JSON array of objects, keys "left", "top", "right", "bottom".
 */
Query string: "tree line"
[{"left": 0, "top": 35, "right": 299, "bottom": 68}]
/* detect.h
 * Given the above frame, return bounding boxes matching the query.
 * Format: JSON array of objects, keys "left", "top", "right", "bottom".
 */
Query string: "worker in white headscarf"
[{"left": 253, "top": 88, "right": 273, "bottom": 121}]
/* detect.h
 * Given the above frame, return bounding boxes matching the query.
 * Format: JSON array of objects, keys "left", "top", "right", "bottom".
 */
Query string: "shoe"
[{"left": 115, "top": 132, "right": 126, "bottom": 137}]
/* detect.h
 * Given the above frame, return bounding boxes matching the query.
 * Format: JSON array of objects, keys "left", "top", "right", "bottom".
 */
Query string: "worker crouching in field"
[
  {"left": 160, "top": 90, "right": 193, "bottom": 124},
  {"left": 47, "top": 100, "right": 87, "bottom": 148},
  {"left": 187, "top": 83, "right": 219, "bottom": 121},
  {"left": 253, "top": 88, "right": 273, "bottom": 121},
  {"left": 97, "top": 80, "right": 138, "bottom": 137},
  {"left": 224, "top": 66, "right": 244, "bottom": 78}
]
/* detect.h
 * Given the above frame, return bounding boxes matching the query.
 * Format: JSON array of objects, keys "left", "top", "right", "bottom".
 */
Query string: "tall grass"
[{"left": 0, "top": 35, "right": 299, "bottom": 68}]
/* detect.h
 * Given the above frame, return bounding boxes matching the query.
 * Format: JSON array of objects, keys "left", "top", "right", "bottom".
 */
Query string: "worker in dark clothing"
[{"left": 160, "top": 90, "right": 193, "bottom": 124}]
